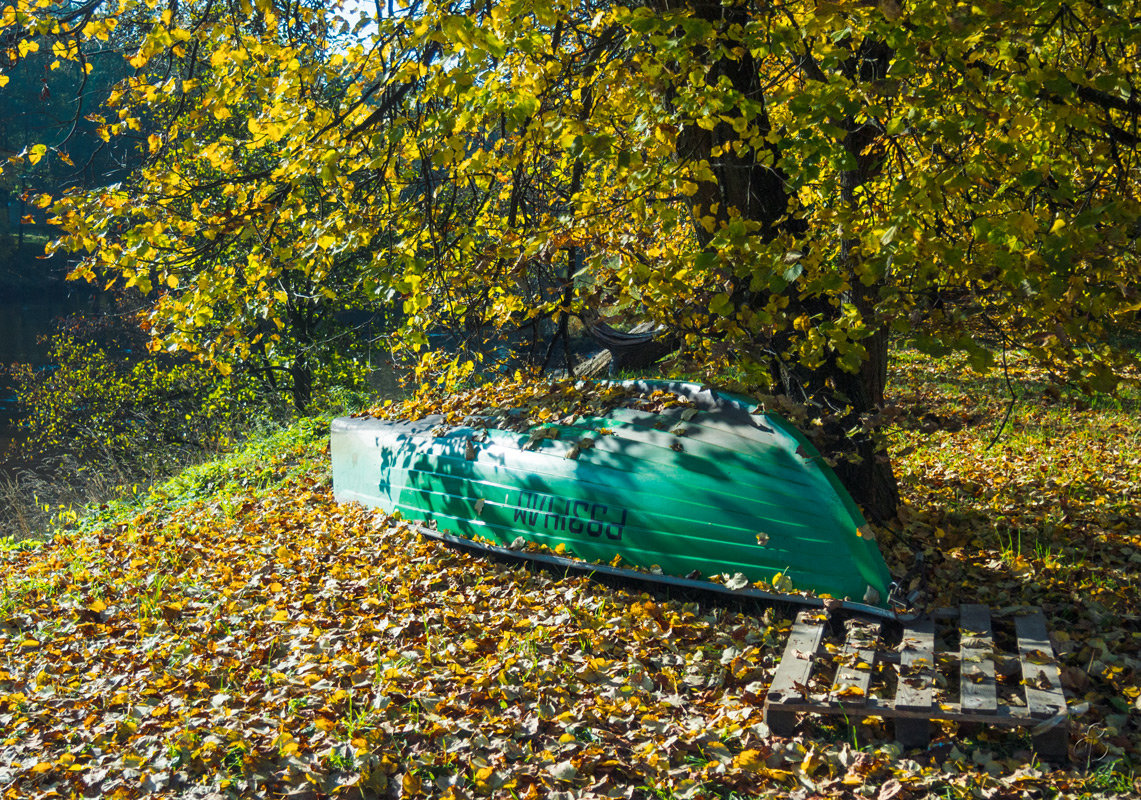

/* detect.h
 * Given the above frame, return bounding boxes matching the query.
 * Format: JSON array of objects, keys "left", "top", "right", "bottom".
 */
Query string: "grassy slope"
[{"left": 0, "top": 357, "right": 1138, "bottom": 799}]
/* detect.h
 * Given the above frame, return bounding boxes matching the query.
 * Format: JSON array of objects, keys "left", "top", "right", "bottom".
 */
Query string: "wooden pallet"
[{"left": 763, "top": 605, "right": 1069, "bottom": 760}]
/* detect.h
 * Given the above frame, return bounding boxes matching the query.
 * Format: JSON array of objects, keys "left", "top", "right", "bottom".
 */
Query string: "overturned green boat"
[{"left": 331, "top": 381, "right": 893, "bottom": 606}]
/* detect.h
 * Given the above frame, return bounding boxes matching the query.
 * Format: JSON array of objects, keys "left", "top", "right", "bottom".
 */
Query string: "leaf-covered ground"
[{"left": 2, "top": 360, "right": 1140, "bottom": 799}]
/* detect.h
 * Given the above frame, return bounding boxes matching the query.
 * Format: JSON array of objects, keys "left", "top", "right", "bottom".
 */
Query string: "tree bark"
[
  {"left": 290, "top": 355, "right": 311, "bottom": 414},
  {"left": 674, "top": 0, "right": 793, "bottom": 246},
  {"left": 823, "top": 325, "right": 899, "bottom": 523},
  {"left": 665, "top": 0, "right": 900, "bottom": 519},
  {"left": 828, "top": 39, "right": 900, "bottom": 522}
]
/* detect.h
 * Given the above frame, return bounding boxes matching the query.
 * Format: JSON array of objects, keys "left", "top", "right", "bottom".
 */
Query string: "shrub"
[{"left": 12, "top": 326, "right": 272, "bottom": 476}]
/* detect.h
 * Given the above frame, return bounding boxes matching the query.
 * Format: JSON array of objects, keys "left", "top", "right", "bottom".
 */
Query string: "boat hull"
[{"left": 331, "top": 382, "right": 892, "bottom": 605}]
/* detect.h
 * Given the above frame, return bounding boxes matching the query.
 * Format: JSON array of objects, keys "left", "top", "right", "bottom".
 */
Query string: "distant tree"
[
  {"left": 0, "top": 2, "right": 135, "bottom": 280},
  {"left": 7, "top": 0, "right": 1140, "bottom": 516},
  {"left": 4, "top": 0, "right": 391, "bottom": 410}
]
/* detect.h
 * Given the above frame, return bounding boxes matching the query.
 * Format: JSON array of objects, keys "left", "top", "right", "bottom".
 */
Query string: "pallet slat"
[
  {"left": 1015, "top": 610, "right": 1070, "bottom": 761},
  {"left": 959, "top": 604, "right": 997, "bottom": 714},
  {"left": 767, "top": 611, "right": 825, "bottom": 704},
  {"left": 830, "top": 619, "right": 880, "bottom": 706},
  {"left": 1015, "top": 611, "right": 1066, "bottom": 717},
  {"left": 764, "top": 611, "right": 826, "bottom": 735},
  {"left": 895, "top": 616, "right": 935, "bottom": 747}
]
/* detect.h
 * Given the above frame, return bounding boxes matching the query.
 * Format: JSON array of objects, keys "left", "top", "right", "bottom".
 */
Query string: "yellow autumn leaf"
[{"left": 733, "top": 748, "right": 766, "bottom": 772}]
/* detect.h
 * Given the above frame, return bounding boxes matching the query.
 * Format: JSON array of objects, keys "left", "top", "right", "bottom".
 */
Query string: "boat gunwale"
[{"left": 404, "top": 521, "right": 903, "bottom": 622}]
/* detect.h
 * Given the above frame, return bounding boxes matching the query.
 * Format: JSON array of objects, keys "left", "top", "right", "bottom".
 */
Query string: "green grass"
[
  {"left": 56, "top": 414, "right": 331, "bottom": 537},
  {"left": 1082, "top": 759, "right": 1136, "bottom": 794}
]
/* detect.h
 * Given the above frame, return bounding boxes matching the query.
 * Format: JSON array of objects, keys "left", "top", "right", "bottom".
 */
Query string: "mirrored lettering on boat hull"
[{"left": 512, "top": 491, "right": 626, "bottom": 540}]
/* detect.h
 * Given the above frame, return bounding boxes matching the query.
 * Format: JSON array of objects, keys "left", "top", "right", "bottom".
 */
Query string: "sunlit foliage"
[
  {"left": 4, "top": 0, "right": 1135, "bottom": 380},
  {"left": 11, "top": 326, "right": 266, "bottom": 471},
  {"left": 4, "top": 0, "right": 1140, "bottom": 506}
]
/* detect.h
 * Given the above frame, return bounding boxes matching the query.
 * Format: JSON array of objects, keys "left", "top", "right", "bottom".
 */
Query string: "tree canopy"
[{"left": 4, "top": 0, "right": 1140, "bottom": 512}]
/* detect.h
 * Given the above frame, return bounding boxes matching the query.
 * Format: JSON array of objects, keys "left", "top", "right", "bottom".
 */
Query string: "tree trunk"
[
  {"left": 822, "top": 326, "right": 899, "bottom": 522},
  {"left": 290, "top": 356, "right": 311, "bottom": 413},
  {"left": 667, "top": 0, "right": 899, "bottom": 519},
  {"left": 827, "top": 38, "right": 899, "bottom": 522},
  {"left": 674, "top": 0, "right": 792, "bottom": 245}
]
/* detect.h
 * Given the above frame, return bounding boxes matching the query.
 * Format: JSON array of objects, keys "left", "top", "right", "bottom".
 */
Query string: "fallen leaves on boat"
[{"left": 363, "top": 376, "right": 701, "bottom": 434}]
